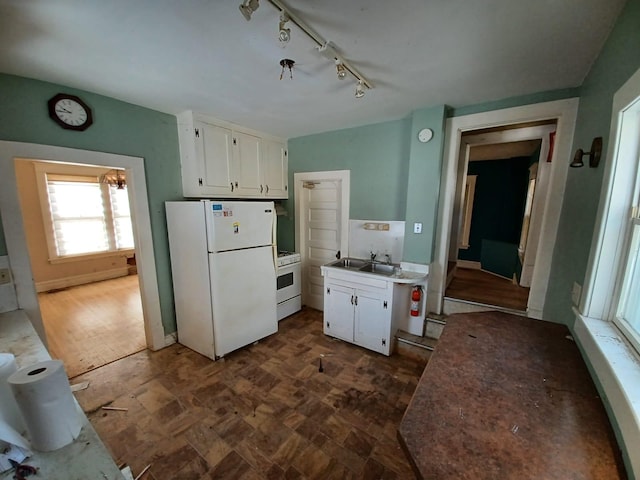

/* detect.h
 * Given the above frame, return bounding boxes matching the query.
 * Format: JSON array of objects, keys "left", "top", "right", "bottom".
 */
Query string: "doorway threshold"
[{"left": 443, "top": 296, "right": 527, "bottom": 317}]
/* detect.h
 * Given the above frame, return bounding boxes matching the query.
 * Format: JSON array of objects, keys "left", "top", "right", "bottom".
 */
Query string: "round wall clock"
[
  {"left": 418, "top": 128, "right": 433, "bottom": 143},
  {"left": 47, "top": 93, "right": 93, "bottom": 131}
]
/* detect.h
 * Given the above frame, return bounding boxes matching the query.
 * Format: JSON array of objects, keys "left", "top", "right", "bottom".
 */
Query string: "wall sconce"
[{"left": 570, "top": 137, "right": 603, "bottom": 168}]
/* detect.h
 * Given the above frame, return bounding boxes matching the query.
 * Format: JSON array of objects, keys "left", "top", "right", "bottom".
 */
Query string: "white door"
[
  {"left": 262, "top": 139, "right": 288, "bottom": 198},
  {"left": 234, "top": 131, "right": 262, "bottom": 197},
  {"left": 209, "top": 246, "right": 277, "bottom": 357},
  {"left": 295, "top": 171, "right": 350, "bottom": 311},
  {"left": 205, "top": 201, "right": 275, "bottom": 252},
  {"left": 324, "top": 284, "right": 354, "bottom": 341},
  {"left": 200, "top": 122, "right": 234, "bottom": 196},
  {"left": 354, "top": 289, "right": 389, "bottom": 354}
]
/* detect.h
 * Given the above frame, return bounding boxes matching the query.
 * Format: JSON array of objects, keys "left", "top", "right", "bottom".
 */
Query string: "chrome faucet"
[
  {"left": 370, "top": 251, "right": 377, "bottom": 262},
  {"left": 384, "top": 254, "right": 392, "bottom": 264}
]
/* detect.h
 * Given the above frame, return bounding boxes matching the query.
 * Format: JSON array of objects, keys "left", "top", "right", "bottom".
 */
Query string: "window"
[
  {"left": 576, "top": 66, "right": 640, "bottom": 475},
  {"left": 35, "top": 163, "right": 134, "bottom": 262},
  {"left": 612, "top": 145, "right": 640, "bottom": 352}
]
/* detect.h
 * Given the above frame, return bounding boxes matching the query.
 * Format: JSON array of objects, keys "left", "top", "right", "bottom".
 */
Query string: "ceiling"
[{"left": 0, "top": 0, "right": 626, "bottom": 139}]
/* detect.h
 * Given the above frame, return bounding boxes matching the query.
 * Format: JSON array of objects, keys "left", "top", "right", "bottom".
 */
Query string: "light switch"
[{"left": 413, "top": 222, "right": 422, "bottom": 234}]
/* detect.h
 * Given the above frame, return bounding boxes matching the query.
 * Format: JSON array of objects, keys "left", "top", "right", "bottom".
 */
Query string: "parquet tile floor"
[{"left": 73, "top": 307, "right": 428, "bottom": 479}]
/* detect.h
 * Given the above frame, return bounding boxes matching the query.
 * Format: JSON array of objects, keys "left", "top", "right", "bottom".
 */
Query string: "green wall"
[
  {"left": 403, "top": 106, "right": 447, "bottom": 263},
  {"left": 0, "top": 212, "right": 6, "bottom": 256},
  {"left": 0, "top": 74, "right": 182, "bottom": 334},
  {"left": 280, "top": 118, "right": 411, "bottom": 252},
  {"left": 544, "top": 0, "right": 640, "bottom": 324}
]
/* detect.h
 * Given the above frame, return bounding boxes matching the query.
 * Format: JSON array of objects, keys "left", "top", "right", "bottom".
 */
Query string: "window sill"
[
  {"left": 573, "top": 309, "right": 640, "bottom": 478},
  {"left": 48, "top": 249, "right": 134, "bottom": 265}
]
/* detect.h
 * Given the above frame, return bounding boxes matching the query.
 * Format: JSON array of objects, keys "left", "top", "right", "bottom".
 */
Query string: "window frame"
[
  {"left": 575, "top": 66, "right": 640, "bottom": 478},
  {"left": 34, "top": 162, "right": 134, "bottom": 263}
]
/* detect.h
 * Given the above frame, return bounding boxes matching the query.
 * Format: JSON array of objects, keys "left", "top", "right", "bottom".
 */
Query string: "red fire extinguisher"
[{"left": 410, "top": 286, "right": 422, "bottom": 317}]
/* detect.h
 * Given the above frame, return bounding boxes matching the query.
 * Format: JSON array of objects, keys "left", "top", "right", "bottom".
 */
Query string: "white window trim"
[
  {"left": 33, "top": 162, "right": 134, "bottom": 262},
  {"left": 576, "top": 66, "right": 640, "bottom": 478}
]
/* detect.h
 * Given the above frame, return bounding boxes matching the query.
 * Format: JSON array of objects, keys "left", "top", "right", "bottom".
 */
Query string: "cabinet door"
[
  {"left": 234, "top": 131, "right": 262, "bottom": 197},
  {"left": 324, "top": 284, "right": 354, "bottom": 342},
  {"left": 262, "top": 139, "right": 288, "bottom": 198},
  {"left": 354, "top": 289, "right": 392, "bottom": 355},
  {"left": 199, "top": 122, "right": 235, "bottom": 196}
]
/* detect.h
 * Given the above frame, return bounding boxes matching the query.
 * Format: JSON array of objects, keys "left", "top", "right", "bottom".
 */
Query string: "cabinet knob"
[
  {"left": 230, "top": 182, "right": 234, "bottom": 192},
  {"left": 260, "top": 185, "right": 264, "bottom": 194},
  {"left": 266, "top": 185, "right": 269, "bottom": 194}
]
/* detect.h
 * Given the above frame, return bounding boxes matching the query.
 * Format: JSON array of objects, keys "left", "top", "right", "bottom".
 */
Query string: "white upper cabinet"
[
  {"left": 262, "top": 138, "right": 288, "bottom": 198},
  {"left": 177, "top": 111, "right": 288, "bottom": 199}
]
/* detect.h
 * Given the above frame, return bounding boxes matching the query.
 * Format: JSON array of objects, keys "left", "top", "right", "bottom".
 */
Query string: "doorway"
[
  {"left": 294, "top": 170, "right": 350, "bottom": 311},
  {"left": 428, "top": 99, "right": 580, "bottom": 319},
  {"left": 0, "top": 141, "right": 164, "bottom": 357},
  {"left": 13, "top": 158, "right": 146, "bottom": 378},
  {"left": 444, "top": 123, "right": 555, "bottom": 312}
]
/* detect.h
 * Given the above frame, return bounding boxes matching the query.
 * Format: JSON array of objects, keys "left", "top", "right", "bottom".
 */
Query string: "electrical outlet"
[
  {"left": 0, "top": 268, "right": 10, "bottom": 285},
  {"left": 571, "top": 282, "right": 582, "bottom": 306},
  {"left": 413, "top": 222, "right": 422, "bottom": 234}
]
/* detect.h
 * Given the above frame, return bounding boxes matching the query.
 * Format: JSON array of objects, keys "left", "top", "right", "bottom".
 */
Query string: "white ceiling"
[{"left": 0, "top": 0, "right": 626, "bottom": 139}]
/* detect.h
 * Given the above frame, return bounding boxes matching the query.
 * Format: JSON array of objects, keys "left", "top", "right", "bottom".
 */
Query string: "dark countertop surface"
[{"left": 398, "top": 311, "right": 626, "bottom": 479}]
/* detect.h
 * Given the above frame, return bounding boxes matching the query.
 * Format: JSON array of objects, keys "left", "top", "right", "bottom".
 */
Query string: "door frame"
[
  {"left": 294, "top": 170, "right": 350, "bottom": 308},
  {"left": 428, "top": 98, "right": 579, "bottom": 318},
  {"left": 0, "top": 141, "right": 165, "bottom": 350}
]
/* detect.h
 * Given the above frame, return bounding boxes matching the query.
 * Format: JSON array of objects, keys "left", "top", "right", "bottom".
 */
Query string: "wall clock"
[
  {"left": 418, "top": 128, "right": 433, "bottom": 143},
  {"left": 47, "top": 93, "right": 93, "bottom": 131}
]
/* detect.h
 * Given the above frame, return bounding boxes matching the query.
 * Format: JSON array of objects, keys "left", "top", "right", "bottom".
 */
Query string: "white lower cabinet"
[{"left": 323, "top": 274, "right": 397, "bottom": 356}]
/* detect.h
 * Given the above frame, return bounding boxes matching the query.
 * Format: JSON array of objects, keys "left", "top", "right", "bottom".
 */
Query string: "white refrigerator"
[{"left": 165, "top": 200, "right": 278, "bottom": 359}]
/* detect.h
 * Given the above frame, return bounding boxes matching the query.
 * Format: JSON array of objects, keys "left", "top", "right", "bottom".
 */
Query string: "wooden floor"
[
  {"left": 38, "top": 275, "right": 146, "bottom": 379},
  {"left": 72, "top": 308, "right": 427, "bottom": 479},
  {"left": 445, "top": 267, "right": 530, "bottom": 311}
]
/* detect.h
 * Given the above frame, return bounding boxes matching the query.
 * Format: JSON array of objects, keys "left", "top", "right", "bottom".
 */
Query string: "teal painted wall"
[
  {"left": 544, "top": 0, "right": 640, "bottom": 324},
  {"left": 0, "top": 74, "right": 182, "bottom": 334},
  {"left": 0, "top": 212, "right": 5, "bottom": 256},
  {"left": 403, "top": 106, "right": 447, "bottom": 263},
  {"left": 281, "top": 118, "right": 411, "bottom": 252}
]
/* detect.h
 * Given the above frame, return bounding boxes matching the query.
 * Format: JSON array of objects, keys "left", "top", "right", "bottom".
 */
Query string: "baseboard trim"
[
  {"left": 36, "top": 267, "right": 129, "bottom": 293},
  {"left": 457, "top": 260, "right": 481, "bottom": 269}
]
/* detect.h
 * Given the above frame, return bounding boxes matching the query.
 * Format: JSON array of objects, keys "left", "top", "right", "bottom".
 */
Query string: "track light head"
[
  {"left": 278, "top": 12, "right": 290, "bottom": 43},
  {"left": 355, "top": 80, "right": 365, "bottom": 98},
  {"left": 336, "top": 60, "right": 346, "bottom": 80},
  {"left": 239, "top": 0, "right": 259, "bottom": 21}
]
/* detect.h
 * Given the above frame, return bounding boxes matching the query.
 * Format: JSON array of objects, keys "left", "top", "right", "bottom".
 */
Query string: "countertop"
[
  {"left": 0, "top": 309, "right": 124, "bottom": 480},
  {"left": 398, "top": 311, "right": 626, "bottom": 479},
  {"left": 321, "top": 260, "right": 427, "bottom": 284}
]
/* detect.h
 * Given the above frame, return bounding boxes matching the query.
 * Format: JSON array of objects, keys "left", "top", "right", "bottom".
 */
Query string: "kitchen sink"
[
  {"left": 358, "top": 263, "right": 396, "bottom": 276},
  {"left": 329, "top": 258, "right": 369, "bottom": 269}
]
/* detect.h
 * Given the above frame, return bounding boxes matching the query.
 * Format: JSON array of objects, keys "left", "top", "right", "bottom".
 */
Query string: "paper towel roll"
[
  {"left": 0, "top": 353, "right": 25, "bottom": 434},
  {"left": 8, "top": 360, "right": 82, "bottom": 451}
]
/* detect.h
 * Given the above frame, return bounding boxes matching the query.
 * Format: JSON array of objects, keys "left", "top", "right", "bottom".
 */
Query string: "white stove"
[
  {"left": 276, "top": 251, "right": 301, "bottom": 267},
  {"left": 275, "top": 251, "right": 301, "bottom": 320}
]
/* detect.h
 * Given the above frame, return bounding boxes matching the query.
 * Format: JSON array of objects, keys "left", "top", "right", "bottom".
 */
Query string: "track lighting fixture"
[
  {"left": 239, "top": 0, "right": 259, "bottom": 21},
  {"left": 278, "top": 12, "right": 290, "bottom": 43},
  {"left": 239, "top": 0, "right": 373, "bottom": 98},
  {"left": 335, "top": 60, "right": 346, "bottom": 80}
]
